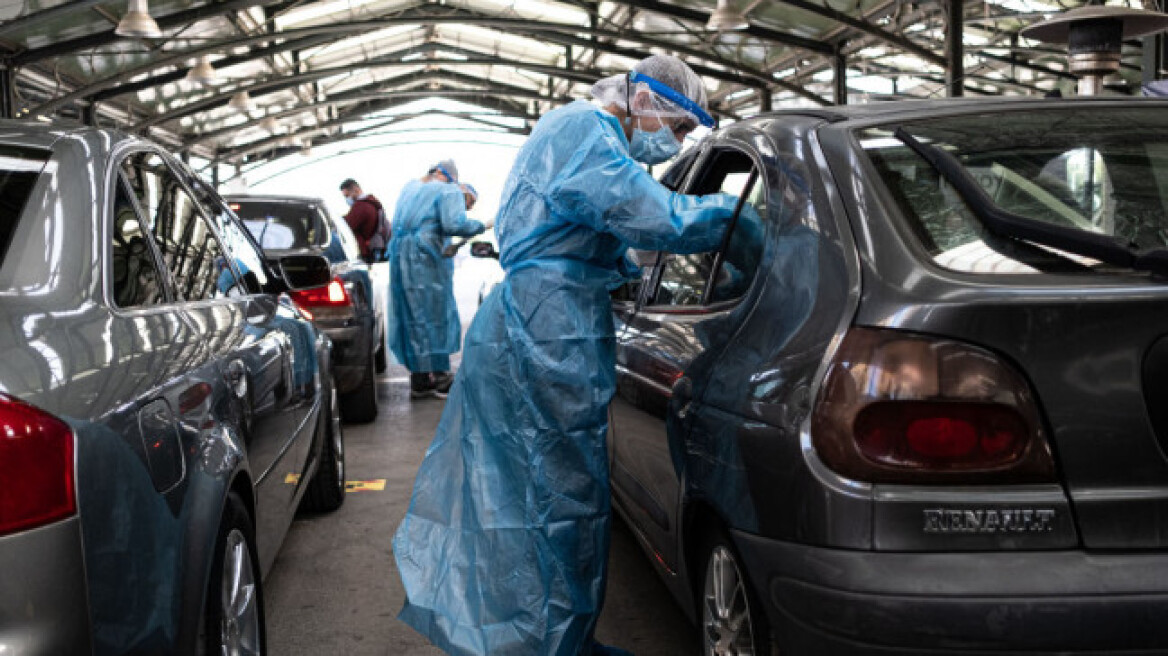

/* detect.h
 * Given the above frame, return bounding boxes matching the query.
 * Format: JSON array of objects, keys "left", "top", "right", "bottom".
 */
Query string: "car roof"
[
  {"left": 224, "top": 193, "right": 326, "bottom": 205},
  {"left": 749, "top": 96, "right": 1168, "bottom": 126},
  {"left": 0, "top": 119, "right": 137, "bottom": 151}
]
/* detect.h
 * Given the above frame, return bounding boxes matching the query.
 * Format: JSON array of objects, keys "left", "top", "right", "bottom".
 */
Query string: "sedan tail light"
[
  {"left": 289, "top": 278, "right": 351, "bottom": 308},
  {"left": 811, "top": 327, "right": 1056, "bottom": 484},
  {"left": 288, "top": 278, "right": 356, "bottom": 321},
  {"left": 0, "top": 394, "right": 76, "bottom": 536}
]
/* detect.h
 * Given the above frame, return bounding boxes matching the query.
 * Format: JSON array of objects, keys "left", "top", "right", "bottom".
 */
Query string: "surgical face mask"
[
  {"left": 629, "top": 120, "right": 681, "bottom": 165},
  {"left": 345, "top": 195, "right": 355, "bottom": 207}
]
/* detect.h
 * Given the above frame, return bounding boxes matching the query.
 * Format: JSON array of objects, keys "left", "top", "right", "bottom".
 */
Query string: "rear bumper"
[
  {"left": 318, "top": 315, "right": 373, "bottom": 392},
  {"left": 733, "top": 530, "right": 1168, "bottom": 654},
  {"left": 0, "top": 517, "right": 92, "bottom": 654}
]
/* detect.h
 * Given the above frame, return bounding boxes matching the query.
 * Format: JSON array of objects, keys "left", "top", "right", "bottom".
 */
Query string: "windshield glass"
[
  {"left": 229, "top": 200, "right": 327, "bottom": 251},
  {"left": 860, "top": 107, "right": 1168, "bottom": 274}
]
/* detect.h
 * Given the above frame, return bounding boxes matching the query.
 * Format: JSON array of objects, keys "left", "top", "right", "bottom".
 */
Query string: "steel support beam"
[
  {"left": 0, "top": 0, "right": 108, "bottom": 39},
  {"left": 134, "top": 53, "right": 604, "bottom": 131},
  {"left": 612, "top": 0, "right": 832, "bottom": 54},
  {"left": 219, "top": 102, "right": 525, "bottom": 162},
  {"left": 189, "top": 70, "right": 548, "bottom": 145},
  {"left": 777, "top": 0, "right": 945, "bottom": 67},
  {"left": 30, "top": 7, "right": 789, "bottom": 116},
  {"left": 974, "top": 50, "right": 1078, "bottom": 81},
  {"left": 834, "top": 44, "right": 848, "bottom": 105},
  {"left": 91, "top": 34, "right": 339, "bottom": 102},
  {"left": 11, "top": 0, "right": 288, "bottom": 65},
  {"left": 945, "top": 0, "right": 964, "bottom": 97}
]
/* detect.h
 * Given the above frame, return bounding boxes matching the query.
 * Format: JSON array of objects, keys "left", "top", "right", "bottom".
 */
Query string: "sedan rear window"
[
  {"left": 230, "top": 200, "right": 326, "bottom": 250},
  {"left": 861, "top": 107, "right": 1168, "bottom": 274},
  {"left": 0, "top": 146, "right": 50, "bottom": 266}
]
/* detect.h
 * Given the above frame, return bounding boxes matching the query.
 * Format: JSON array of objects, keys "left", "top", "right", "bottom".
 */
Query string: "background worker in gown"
[
  {"left": 387, "top": 159, "right": 491, "bottom": 399},
  {"left": 393, "top": 55, "right": 739, "bottom": 655}
]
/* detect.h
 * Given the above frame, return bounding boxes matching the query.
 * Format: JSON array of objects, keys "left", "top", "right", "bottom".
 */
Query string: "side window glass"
[
  {"left": 186, "top": 175, "right": 269, "bottom": 294},
  {"left": 611, "top": 249, "right": 655, "bottom": 304},
  {"left": 709, "top": 173, "right": 766, "bottom": 304},
  {"left": 120, "top": 152, "right": 238, "bottom": 301},
  {"left": 110, "top": 175, "right": 167, "bottom": 307},
  {"left": 648, "top": 148, "right": 765, "bottom": 308},
  {"left": 653, "top": 252, "right": 715, "bottom": 306}
]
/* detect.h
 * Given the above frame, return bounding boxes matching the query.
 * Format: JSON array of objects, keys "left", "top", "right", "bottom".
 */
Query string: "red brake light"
[
  {"left": 811, "top": 327, "right": 1055, "bottom": 484},
  {"left": 0, "top": 394, "right": 76, "bottom": 536},
  {"left": 854, "top": 401, "right": 1029, "bottom": 470},
  {"left": 288, "top": 278, "right": 351, "bottom": 309}
]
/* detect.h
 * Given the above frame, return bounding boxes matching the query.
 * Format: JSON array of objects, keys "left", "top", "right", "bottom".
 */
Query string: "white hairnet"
[{"left": 590, "top": 54, "right": 715, "bottom": 128}]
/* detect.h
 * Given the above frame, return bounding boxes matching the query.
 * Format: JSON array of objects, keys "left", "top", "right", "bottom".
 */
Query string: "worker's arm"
[
  {"left": 436, "top": 186, "right": 485, "bottom": 237},
  {"left": 549, "top": 112, "right": 736, "bottom": 255}
]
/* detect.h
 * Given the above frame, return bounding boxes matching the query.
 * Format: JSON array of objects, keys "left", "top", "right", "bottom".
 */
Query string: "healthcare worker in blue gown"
[
  {"left": 388, "top": 159, "right": 492, "bottom": 399},
  {"left": 393, "top": 55, "right": 739, "bottom": 656}
]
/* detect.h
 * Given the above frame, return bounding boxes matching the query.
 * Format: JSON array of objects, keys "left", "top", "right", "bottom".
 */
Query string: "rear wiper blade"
[{"left": 893, "top": 126, "right": 1168, "bottom": 278}]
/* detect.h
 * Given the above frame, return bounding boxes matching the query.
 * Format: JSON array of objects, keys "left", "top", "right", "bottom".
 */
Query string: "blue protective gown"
[
  {"left": 393, "top": 100, "right": 738, "bottom": 655},
  {"left": 388, "top": 180, "right": 485, "bottom": 372}
]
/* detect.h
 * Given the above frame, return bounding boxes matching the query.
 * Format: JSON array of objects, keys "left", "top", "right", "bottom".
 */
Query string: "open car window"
[{"left": 643, "top": 147, "right": 766, "bottom": 310}]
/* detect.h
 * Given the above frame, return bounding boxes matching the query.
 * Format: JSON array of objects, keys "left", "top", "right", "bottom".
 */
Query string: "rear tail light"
[
  {"left": 811, "top": 327, "right": 1056, "bottom": 484},
  {"left": 0, "top": 394, "right": 76, "bottom": 536},
  {"left": 289, "top": 278, "right": 352, "bottom": 309}
]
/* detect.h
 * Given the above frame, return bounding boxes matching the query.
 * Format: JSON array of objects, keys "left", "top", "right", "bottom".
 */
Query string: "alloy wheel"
[
  {"left": 703, "top": 545, "right": 756, "bottom": 656},
  {"left": 220, "top": 528, "right": 261, "bottom": 656}
]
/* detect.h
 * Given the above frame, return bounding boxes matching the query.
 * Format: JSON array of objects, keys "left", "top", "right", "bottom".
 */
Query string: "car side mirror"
[
  {"left": 278, "top": 254, "right": 331, "bottom": 290},
  {"left": 469, "top": 241, "right": 499, "bottom": 259}
]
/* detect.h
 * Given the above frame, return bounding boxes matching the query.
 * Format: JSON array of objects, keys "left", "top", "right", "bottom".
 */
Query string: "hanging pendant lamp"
[{"left": 116, "top": 0, "right": 162, "bottom": 39}]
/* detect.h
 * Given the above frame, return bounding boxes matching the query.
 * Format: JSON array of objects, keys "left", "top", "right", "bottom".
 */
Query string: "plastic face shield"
[{"left": 625, "top": 71, "right": 716, "bottom": 130}]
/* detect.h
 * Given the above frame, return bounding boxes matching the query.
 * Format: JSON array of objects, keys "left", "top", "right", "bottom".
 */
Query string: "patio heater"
[{"left": 1022, "top": 5, "right": 1168, "bottom": 96}]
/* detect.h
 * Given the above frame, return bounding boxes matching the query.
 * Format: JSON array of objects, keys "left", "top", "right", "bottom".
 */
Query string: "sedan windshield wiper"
[{"left": 893, "top": 126, "right": 1168, "bottom": 278}]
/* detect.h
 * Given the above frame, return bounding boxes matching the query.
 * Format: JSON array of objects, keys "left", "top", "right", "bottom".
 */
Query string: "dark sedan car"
[
  {"left": 609, "top": 98, "right": 1168, "bottom": 655},
  {"left": 0, "top": 122, "right": 345, "bottom": 655},
  {"left": 225, "top": 195, "right": 386, "bottom": 423}
]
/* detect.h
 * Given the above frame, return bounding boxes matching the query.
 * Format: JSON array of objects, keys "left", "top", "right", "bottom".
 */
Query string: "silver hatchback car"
[
  {"left": 0, "top": 122, "right": 344, "bottom": 655},
  {"left": 609, "top": 98, "right": 1168, "bottom": 655}
]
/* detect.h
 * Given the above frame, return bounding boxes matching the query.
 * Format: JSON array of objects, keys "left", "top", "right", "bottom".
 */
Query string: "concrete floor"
[{"left": 263, "top": 369, "right": 698, "bottom": 655}]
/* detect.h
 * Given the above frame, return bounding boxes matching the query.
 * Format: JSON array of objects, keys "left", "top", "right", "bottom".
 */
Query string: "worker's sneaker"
[
  {"left": 409, "top": 373, "right": 437, "bottom": 400},
  {"left": 431, "top": 372, "right": 455, "bottom": 395}
]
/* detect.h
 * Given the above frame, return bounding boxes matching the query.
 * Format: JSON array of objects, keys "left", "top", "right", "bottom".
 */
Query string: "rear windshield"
[
  {"left": 0, "top": 146, "right": 50, "bottom": 266},
  {"left": 229, "top": 200, "right": 327, "bottom": 250},
  {"left": 860, "top": 107, "right": 1168, "bottom": 274}
]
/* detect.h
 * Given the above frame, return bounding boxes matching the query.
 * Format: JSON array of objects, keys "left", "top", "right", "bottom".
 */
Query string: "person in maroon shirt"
[{"left": 339, "top": 178, "right": 385, "bottom": 261}]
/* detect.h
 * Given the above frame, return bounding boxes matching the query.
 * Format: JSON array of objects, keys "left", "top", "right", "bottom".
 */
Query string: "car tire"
[
  {"left": 200, "top": 491, "right": 265, "bottom": 656},
  {"left": 698, "top": 527, "right": 773, "bottom": 656},
  {"left": 340, "top": 357, "right": 378, "bottom": 423},
  {"left": 301, "top": 384, "right": 346, "bottom": 512}
]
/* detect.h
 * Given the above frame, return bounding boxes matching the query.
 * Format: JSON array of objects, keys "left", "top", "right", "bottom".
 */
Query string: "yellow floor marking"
[
  {"left": 345, "top": 479, "right": 387, "bottom": 492},
  {"left": 284, "top": 473, "right": 301, "bottom": 485}
]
